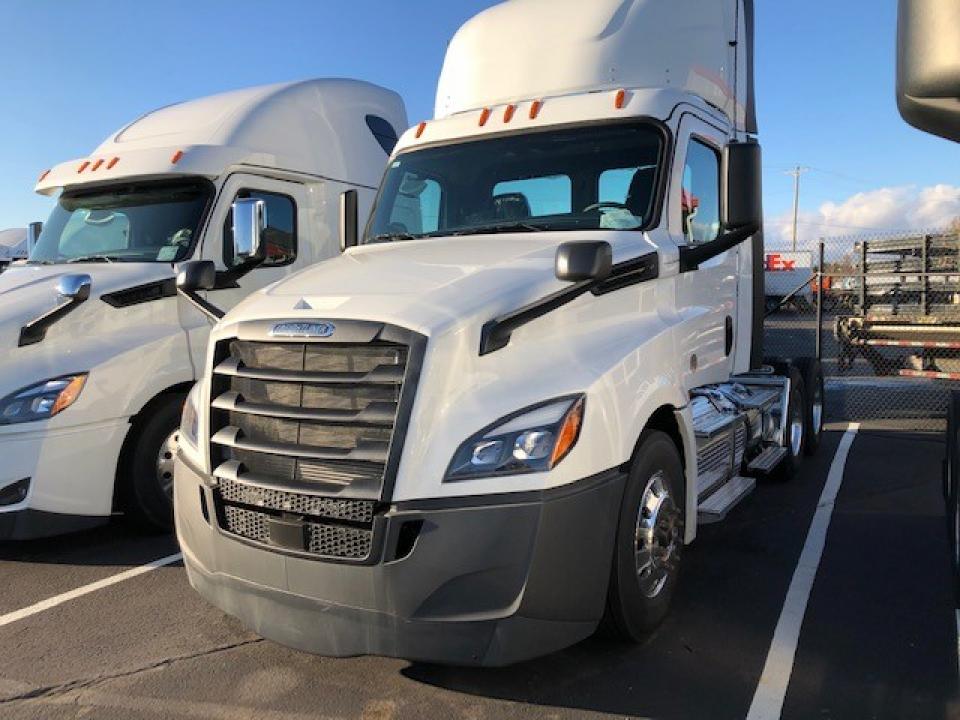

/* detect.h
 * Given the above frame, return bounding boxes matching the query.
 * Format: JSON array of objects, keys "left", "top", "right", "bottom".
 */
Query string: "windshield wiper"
[
  {"left": 370, "top": 232, "right": 418, "bottom": 243},
  {"left": 67, "top": 255, "right": 118, "bottom": 264},
  {"left": 452, "top": 222, "right": 547, "bottom": 237}
]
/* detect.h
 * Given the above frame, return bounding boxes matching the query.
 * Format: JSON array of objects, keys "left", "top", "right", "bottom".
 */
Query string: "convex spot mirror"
[
  {"left": 722, "top": 141, "right": 763, "bottom": 233},
  {"left": 231, "top": 198, "right": 267, "bottom": 262},
  {"left": 177, "top": 260, "right": 217, "bottom": 292},
  {"left": 56, "top": 274, "right": 91, "bottom": 301},
  {"left": 555, "top": 241, "right": 613, "bottom": 283}
]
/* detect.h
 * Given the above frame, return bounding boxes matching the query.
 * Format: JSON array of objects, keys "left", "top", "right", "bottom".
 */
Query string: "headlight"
[
  {"left": 180, "top": 383, "right": 201, "bottom": 449},
  {"left": 445, "top": 395, "right": 585, "bottom": 481},
  {"left": 0, "top": 375, "right": 87, "bottom": 425}
]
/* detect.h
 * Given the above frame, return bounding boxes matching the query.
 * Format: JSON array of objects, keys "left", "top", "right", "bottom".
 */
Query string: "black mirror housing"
[
  {"left": 340, "top": 189, "right": 359, "bottom": 252},
  {"left": 555, "top": 241, "right": 613, "bottom": 283},
  {"left": 177, "top": 260, "right": 217, "bottom": 292},
  {"left": 722, "top": 141, "right": 763, "bottom": 233},
  {"left": 897, "top": 0, "right": 960, "bottom": 143}
]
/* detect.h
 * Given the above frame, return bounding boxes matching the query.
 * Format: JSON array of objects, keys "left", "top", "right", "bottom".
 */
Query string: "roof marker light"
[
  {"left": 529, "top": 100, "right": 543, "bottom": 119},
  {"left": 107, "top": 157, "right": 119, "bottom": 169},
  {"left": 615, "top": 89, "right": 627, "bottom": 109},
  {"left": 171, "top": 150, "right": 184, "bottom": 164},
  {"left": 38, "top": 169, "right": 50, "bottom": 183},
  {"left": 503, "top": 104, "right": 516, "bottom": 123},
  {"left": 90, "top": 159, "right": 104, "bottom": 172},
  {"left": 77, "top": 161, "right": 90, "bottom": 174},
  {"left": 478, "top": 108, "right": 491, "bottom": 126},
  {"left": 416, "top": 122, "right": 427, "bottom": 138}
]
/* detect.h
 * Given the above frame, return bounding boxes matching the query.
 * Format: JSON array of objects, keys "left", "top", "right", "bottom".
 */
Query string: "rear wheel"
[
  {"left": 604, "top": 430, "right": 684, "bottom": 641},
  {"left": 794, "top": 357, "right": 824, "bottom": 456},
  {"left": 118, "top": 394, "right": 185, "bottom": 533},
  {"left": 774, "top": 366, "right": 806, "bottom": 481}
]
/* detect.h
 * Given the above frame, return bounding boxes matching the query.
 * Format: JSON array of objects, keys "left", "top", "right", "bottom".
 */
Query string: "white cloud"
[{"left": 766, "top": 184, "right": 960, "bottom": 250}]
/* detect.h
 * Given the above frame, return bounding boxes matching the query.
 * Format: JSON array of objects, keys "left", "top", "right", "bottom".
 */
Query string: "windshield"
[
  {"left": 30, "top": 180, "right": 212, "bottom": 264},
  {"left": 365, "top": 122, "right": 663, "bottom": 242}
]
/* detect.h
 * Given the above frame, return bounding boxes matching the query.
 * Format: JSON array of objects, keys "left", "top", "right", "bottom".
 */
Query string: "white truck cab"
[
  {"left": 0, "top": 78, "right": 406, "bottom": 539},
  {"left": 176, "top": 0, "right": 824, "bottom": 666},
  {"left": 0, "top": 228, "right": 28, "bottom": 273}
]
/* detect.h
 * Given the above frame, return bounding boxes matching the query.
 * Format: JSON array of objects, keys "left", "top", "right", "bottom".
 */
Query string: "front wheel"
[
  {"left": 118, "top": 393, "right": 185, "bottom": 533},
  {"left": 604, "top": 430, "right": 685, "bottom": 641},
  {"left": 774, "top": 366, "right": 806, "bottom": 481}
]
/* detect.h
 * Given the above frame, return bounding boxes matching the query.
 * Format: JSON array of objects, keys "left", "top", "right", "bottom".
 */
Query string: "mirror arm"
[
  {"left": 677, "top": 223, "right": 758, "bottom": 273},
  {"left": 214, "top": 256, "right": 264, "bottom": 288},
  {"left": 176, "top": 286, "right": 225, "bottom": 323},
  {"left": 480, "top": 280, "right": 595, "bottom": 356},
  {"left": 19, "top": 294, "right": 89, "bottom": 348}
]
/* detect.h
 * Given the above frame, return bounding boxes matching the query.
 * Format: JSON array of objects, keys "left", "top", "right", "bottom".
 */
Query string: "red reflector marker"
[
  {"left": 77, "top": 161, "right": 90, "bottom": 174},
  {"left": 38, "top": 169, "right": 51, "bottom": 183},
  {"left": 529, "top": 100, "right": 543, "bottom": 119},
  {"left": 503, "top": 104, "right": 516, "bottom": 123},
  {"left": 478, "top": 108, "right": 491, "bottom": 126},
  {"left": 171, "top": 150, "right": 184, "bottom": 164},
  {"left": 615, "top": 89, "right": 627, "bottom": 109},
  {"left": 107, "top": 157, "right": 119, "bottom": 169},
  {"left": 90, "top": 159, "right": 104, "bottom": 171},
  {"left": 415, "top": 121, "right": 427, "bottom": 139}
]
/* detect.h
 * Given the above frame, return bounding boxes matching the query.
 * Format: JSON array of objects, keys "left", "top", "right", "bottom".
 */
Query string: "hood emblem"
[
  {"left": 270, "top": 321, "right": 335, "bottom": 338},
  {"left": 294, "top": 298, "right": 313, "bottom": 310}
]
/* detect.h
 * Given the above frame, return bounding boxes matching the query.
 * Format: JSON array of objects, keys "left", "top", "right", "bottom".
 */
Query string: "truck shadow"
[{"left": 0, "top": 517, "right": 178, "bottom": 567}]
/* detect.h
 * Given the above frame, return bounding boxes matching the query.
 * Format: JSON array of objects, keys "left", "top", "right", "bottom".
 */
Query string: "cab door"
[
  {"left": 670, "top": 115, "right": 739, "bottom": 390},
  {"left": 180, "top": 173, "right": 315, "bottom": 373}
]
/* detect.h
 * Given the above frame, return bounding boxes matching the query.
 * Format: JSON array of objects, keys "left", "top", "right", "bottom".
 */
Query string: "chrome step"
[
  {"left": 747, "top": 446, "right": 788, "bottom": 474},
  {"left": 697, "top": 475, "right": 756, "bottom": 523}
]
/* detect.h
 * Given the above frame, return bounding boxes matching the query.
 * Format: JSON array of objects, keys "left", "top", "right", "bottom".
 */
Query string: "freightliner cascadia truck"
[
  {"left": 0, "top": 79, "right": 406, "bottom": 539},
  {"left": 174, "top": 0, "right": 825, "bottom": 665}
]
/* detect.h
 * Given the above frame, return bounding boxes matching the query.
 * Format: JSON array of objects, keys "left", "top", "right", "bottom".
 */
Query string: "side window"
[
  {"left": 223, "top": 190, "right": 297, "bottom": 268},
  {"left": 388, "top": 173, "right": 442, "bottom": 235},
  {"left": 493, "top": 175, "right": 571, "bottom": 218},
  {"left": 681, "top": 139, "right": 721, "bottom": 244}
]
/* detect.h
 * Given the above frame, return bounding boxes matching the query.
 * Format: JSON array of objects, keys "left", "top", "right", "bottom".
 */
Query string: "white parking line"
[
  {"left": 746, "top": 424, "right": 860, "bottom": 720},
  {"left": 0, "top": 552, "right": 182, "bottom": 628}
]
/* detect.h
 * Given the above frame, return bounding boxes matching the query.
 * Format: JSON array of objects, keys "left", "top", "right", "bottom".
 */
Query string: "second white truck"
[
  {"left": 175, "top": 0, "right": 825, "bottom": 666},
  {"left": 0, "top": 78, "right": 406, "bottom": 538}
]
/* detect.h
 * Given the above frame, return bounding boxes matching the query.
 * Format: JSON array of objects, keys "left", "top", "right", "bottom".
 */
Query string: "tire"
[
  {"left": 604, "top": 430, "right": 685, "bottom": 641},
  {"left": 945, "top": 393, "right": 960, "bottom": 600},
  {"left": 794, "top": 357, "right": 824, "bottom": 456},
  {"left": 774, "top": 366, "right": 806, "bottom": 481},
  {"left": 118, "top": 394, "right": 185, "bottom": 533}
]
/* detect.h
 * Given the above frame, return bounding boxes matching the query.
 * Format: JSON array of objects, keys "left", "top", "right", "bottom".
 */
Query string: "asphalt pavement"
[{"left": 0, "top": 428, "right": 955, "bottom": 720}]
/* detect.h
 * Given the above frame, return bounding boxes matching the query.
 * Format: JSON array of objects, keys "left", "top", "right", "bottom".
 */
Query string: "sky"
[{"left": 0, "top": 0, "right": 957, "bottom": 249}]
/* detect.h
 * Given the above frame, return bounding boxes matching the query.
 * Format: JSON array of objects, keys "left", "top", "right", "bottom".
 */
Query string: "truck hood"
[
  {"left": 0, "top": 263, "right": 174, "bottom": 350},
  {"left": 228, "top": 232, "right": 659, "bottom": 338}
]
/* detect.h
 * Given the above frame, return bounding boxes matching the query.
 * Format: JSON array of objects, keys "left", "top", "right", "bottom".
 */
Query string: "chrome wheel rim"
[
  {"left": 634, "top": 470, "right": 681, "bottom": 599},
  {"left": 812, "top": 382, "right": 824, "bottom": 436},
  {"left": 789, "top": 400, "right": 804, "bottom": 457},
  {"left": 157, "top": 429, "right": 179, "bottom": 500}
]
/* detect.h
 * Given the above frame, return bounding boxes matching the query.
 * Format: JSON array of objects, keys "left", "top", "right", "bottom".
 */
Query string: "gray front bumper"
[{"left": 175, "top": 456, "right": 626, "bottom": 666}]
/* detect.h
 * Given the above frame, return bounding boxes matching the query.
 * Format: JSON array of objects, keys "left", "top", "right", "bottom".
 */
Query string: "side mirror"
[
  {"left": 177, "top": 260, "right": 217, "bottom": 292},
  {"left": 555, "top": 241, "right": 613, "bottom": 283},
  {"left": 722, "top": 141, "right": 763, "bottom": 233},
  {"left": 26, "top": 221, "right": 42, "bottom": 255},
  {"left": 340, "top": 189, "right": 359, "bottom": 252},
  {"left": 897, "top": 0, "right": 960, "bottom": 143},
  {"left": 56, "top": 274, "right": 92, "bottom": 301},
  {"left": 231, "top": 198, "right": 267, "bottom": 262}
]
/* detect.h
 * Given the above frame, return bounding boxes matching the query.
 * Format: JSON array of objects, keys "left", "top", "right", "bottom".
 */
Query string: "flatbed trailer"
[{"left": 835, "top": 231, "right": 960, "bottom": 378}]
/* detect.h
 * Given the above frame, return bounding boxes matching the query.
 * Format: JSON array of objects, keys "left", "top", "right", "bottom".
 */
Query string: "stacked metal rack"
[{"left": 835, "top": 231, "right": 960, "bottom": 379}]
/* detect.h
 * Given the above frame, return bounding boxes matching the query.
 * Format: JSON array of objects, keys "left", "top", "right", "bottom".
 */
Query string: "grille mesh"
[{"left": 217, "top": 477, "right": 375, "bottom": 523}]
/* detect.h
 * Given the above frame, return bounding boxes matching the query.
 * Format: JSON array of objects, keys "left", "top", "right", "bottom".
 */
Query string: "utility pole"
[{"left": 787, "top": 166, "right": 810, "bottom": 251}]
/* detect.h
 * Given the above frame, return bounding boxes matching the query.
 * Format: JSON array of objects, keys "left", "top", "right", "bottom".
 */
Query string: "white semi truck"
[
  {"left": 175, "top": 0, "right": 825, "bottom": 666},
  {"left": 0, "top": 79, "right": 406, "bottom": 539}
]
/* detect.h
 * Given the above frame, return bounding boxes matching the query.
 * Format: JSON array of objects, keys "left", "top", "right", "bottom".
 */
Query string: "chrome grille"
[{"left": 209, "top": 338, "right": 409, "bottom": 494}]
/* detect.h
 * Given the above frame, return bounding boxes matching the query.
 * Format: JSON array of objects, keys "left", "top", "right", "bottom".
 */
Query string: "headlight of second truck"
[
  {"left": 445, "top": 395, "right": 584, "bottom": 481},
  {"left": 0, "top": 374, "right": 87, "bottom": 425}
]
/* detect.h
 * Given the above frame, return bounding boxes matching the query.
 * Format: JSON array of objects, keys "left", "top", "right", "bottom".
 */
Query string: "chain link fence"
[{"left": 763, "top": 229, "right": 960, "bottom": 431}]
